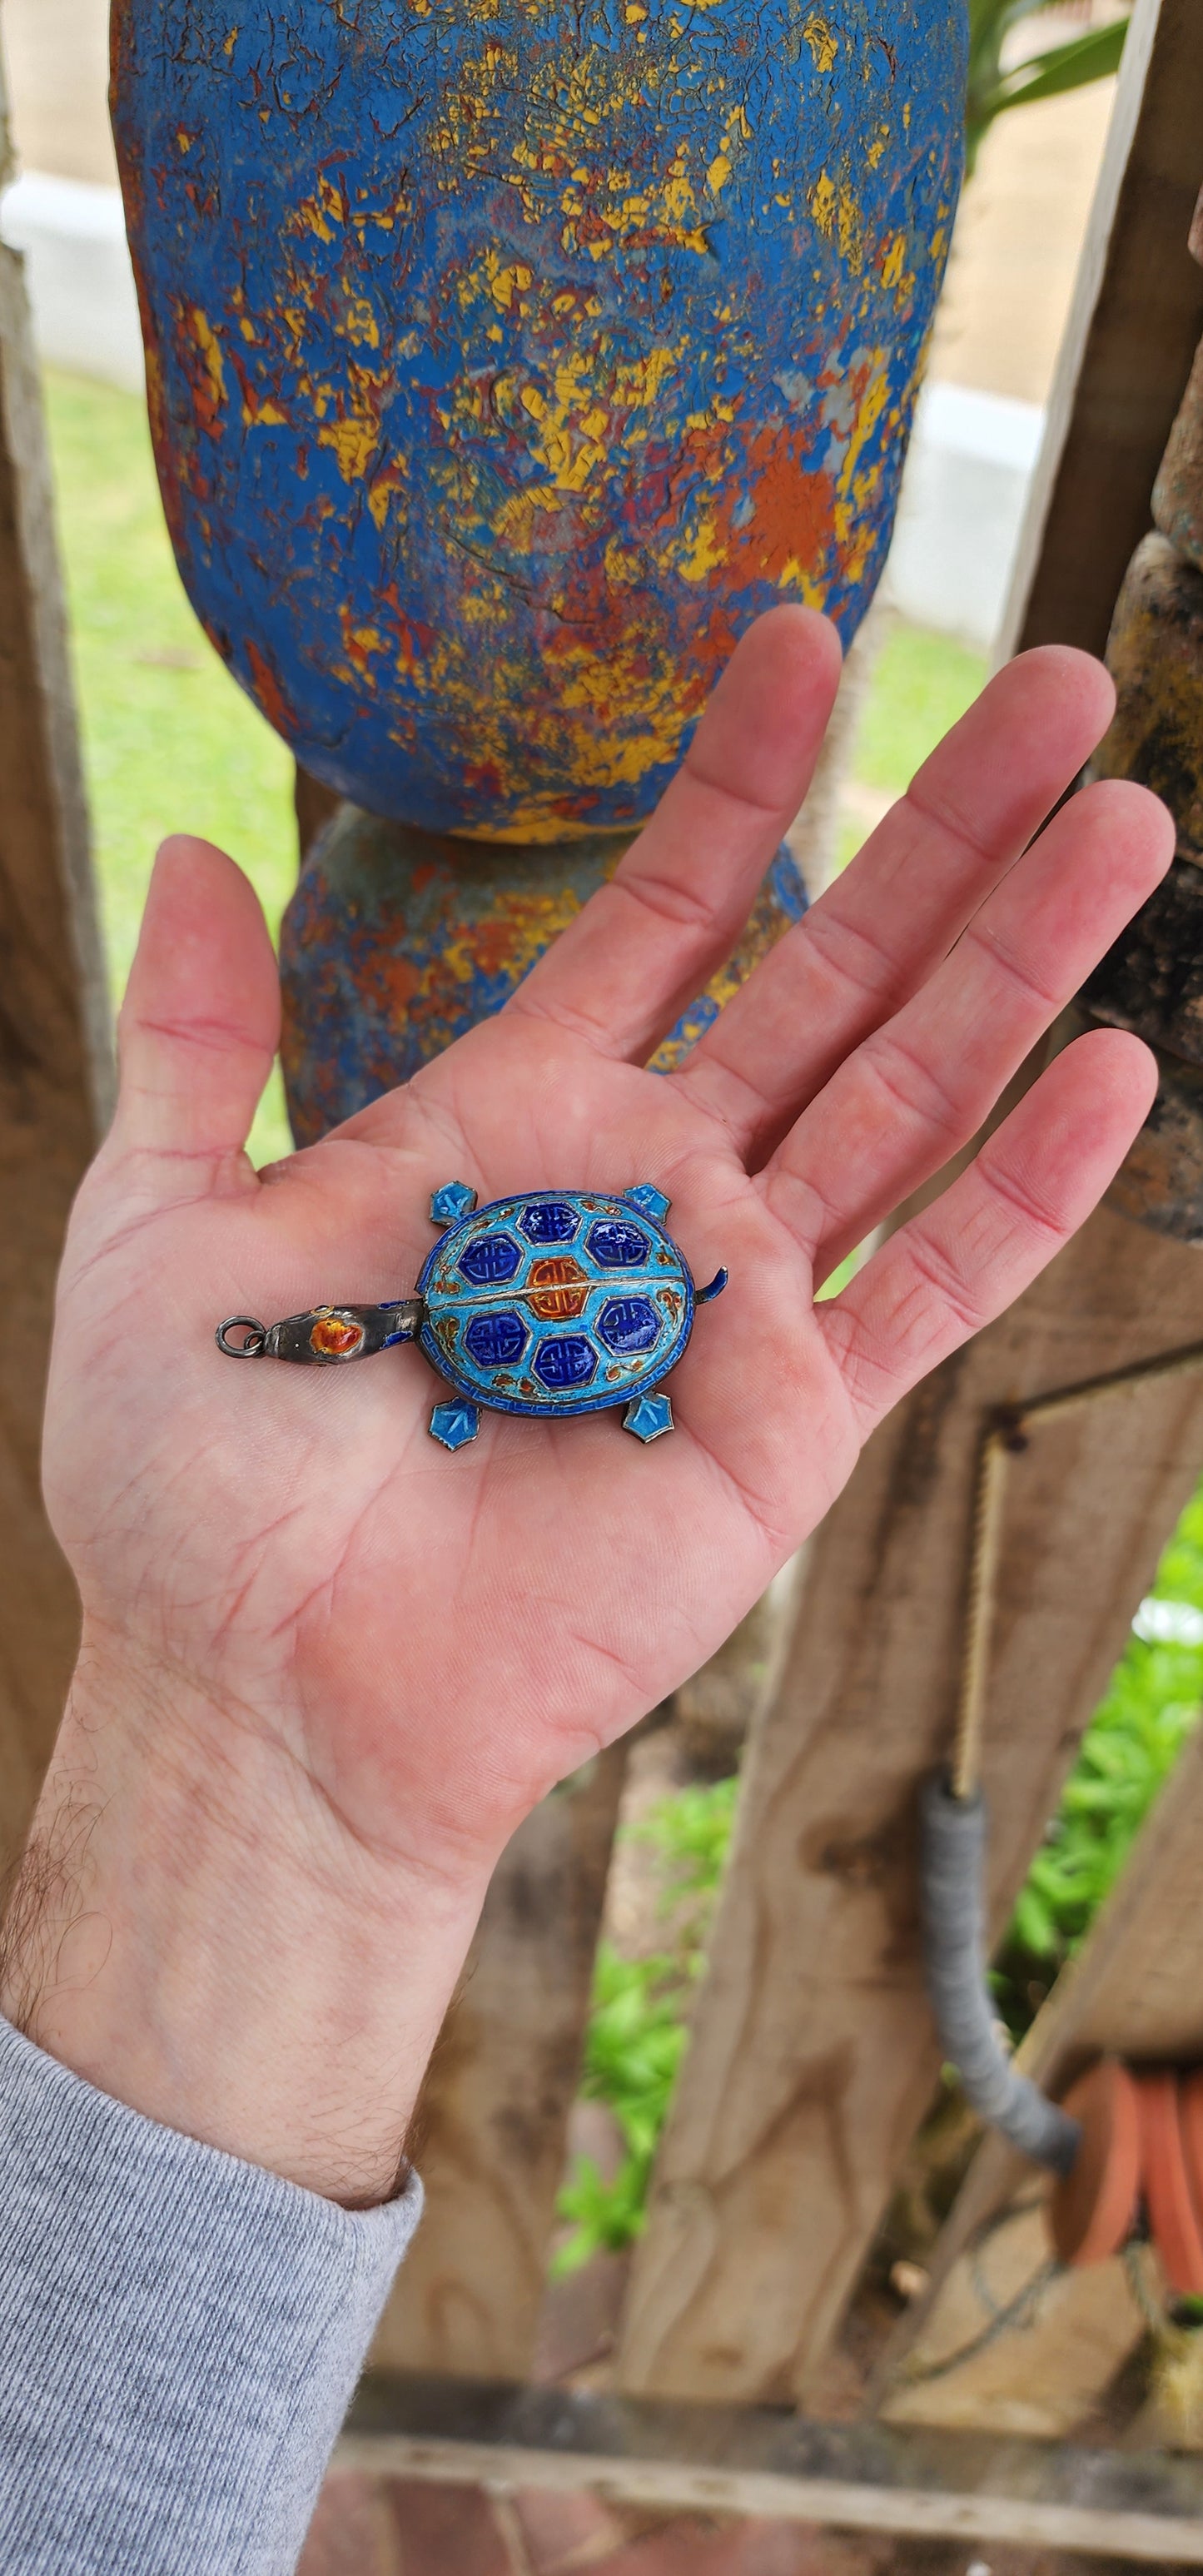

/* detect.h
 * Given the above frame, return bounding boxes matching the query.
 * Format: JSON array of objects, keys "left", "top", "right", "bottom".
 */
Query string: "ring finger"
[{"left": 760, "top": 778, "right": 1173, "bottom": 1280}]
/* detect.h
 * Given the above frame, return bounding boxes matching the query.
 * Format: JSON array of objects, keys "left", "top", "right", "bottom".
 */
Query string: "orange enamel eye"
[{"left": 309, "top": 1314, "right": 366, "bottom": 1359}]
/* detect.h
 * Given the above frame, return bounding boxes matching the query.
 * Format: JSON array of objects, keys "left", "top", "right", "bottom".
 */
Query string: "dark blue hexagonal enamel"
[
  {"left": 519, "top": 1201, "right": 579, "bottom": 1245},
  {"left": 533, "top": 1336, "right": 599, "bottom": 1390},
  {"left": 464, "top": 1311, "right": 528, "bottom": 1369},
  {"left": 599, "top": 1298, "right": 661, "bottom": 1355},
  {"left": 586, "top": 1221, "right": 649, "bottom": 1270},
  {"left": 457, "top": 1234, "right": 521, "bottom": 1286}
]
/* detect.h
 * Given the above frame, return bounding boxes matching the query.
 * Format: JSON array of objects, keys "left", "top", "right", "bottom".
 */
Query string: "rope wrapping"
[{"left": 920, "top": 1773, "right": 1081, "bottom": 2176}]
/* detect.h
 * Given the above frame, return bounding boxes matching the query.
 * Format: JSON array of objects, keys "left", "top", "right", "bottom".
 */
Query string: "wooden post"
[
  {"left": 617, "top": 1213, "right": 1203, "bottom": 2406},
  {"left": 0, "top": 62, "right": 110, "bottom": 1867},
  {"left": 371, "top": 1746, "right": 627, "bottom": 2381},
  {"left": 999, "top": 0, "right": 1203, "bottom": 664},
  {"left": 618, "top": 0, "right": 1203, "bottom": 2411}
]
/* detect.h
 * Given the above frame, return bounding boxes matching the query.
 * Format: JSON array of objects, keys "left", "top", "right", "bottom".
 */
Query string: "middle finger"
[{"left": 669, "top": 645, "right": 1116, "bottom": 1163}]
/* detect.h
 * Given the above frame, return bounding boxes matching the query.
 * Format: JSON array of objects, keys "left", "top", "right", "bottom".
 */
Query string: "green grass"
[
  {"left": 857, "top": 619, "right": 987, "bottom": 793},
  {"left": 835, "top": 617, "right": 987, "bottom": 874},
  {"left": 43, "top": 370, "right": 296, "bottom": 1164}
]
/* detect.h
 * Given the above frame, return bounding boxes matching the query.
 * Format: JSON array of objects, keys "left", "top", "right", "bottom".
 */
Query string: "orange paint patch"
[
  {"left": 246, "top": 637, "right": 299, "bottom": 738},
  {"left": 715, "top": 426, "right": 837, "bottom": 587}
]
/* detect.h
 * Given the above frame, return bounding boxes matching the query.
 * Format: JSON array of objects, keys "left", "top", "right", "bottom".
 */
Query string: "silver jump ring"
[{"left": 216, "top": 1316, "right": 268, "bottom": 1358}]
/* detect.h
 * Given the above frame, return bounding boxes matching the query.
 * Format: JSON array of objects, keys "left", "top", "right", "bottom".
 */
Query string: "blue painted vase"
[
  {"left": 281, "top": 809, "right": 807, "bottom": 1140},
  {"left": 111, "top": 0, "right": 966, "bottom": 842}
]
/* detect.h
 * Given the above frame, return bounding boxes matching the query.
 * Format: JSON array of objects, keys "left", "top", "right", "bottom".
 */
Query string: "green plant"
[
  {"left": 554, "top": 1946, "right": 692, "bottom": 2272},
  {"left": 967, "top": 3, "right": 1130, "bottom": 177},
  {"left": 993, "top": 1483, "right": 1203, "bottom": 2036},
  {"left": 554, "top": 1780, "right": 738, "bottom": 2270},
  {"left": 634, "top": 1776, "right": 740, "bottom": 1916},
  {"left": 561, "top": 1480, "right": 1203, "bottom": 2265}
]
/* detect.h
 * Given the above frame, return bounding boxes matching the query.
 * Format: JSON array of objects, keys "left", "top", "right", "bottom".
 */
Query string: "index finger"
[{"left": 505, "top": 605, "right": 842, "bottom": 1065}]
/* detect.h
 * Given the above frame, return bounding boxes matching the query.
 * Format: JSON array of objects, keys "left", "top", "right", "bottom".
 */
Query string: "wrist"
[{"left": 0, "top": 1629, "right": 490, "bottom": 2204}]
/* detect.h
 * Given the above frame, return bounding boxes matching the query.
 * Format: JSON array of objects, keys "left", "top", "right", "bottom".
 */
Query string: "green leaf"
[
  {"left": 965, "top": 5, "right": 1130, "bottom": 174},
  {"left": 1012, "top": 1885, "right": 1057, "bottom": 1957},
  {"left": 988, "top": 22, "right": 1130, "bottom": 120}
]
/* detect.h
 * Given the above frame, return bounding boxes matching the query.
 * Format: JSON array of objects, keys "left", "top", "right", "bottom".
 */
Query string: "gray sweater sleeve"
[{"left": 0, "top": 2014, "right": 422, "bottom": 2574}]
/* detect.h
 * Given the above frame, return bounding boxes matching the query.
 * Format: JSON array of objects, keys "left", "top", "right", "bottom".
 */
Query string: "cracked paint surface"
[
  {"left": 112, "top": 0, "right": 965, "bottom": 840},
  {"left": 280, "top": 807, "right": 808, "bottom": 1138}
]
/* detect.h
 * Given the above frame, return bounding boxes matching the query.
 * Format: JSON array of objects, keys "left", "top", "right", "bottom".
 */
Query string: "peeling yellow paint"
[
  {"left": 318, "top": 413, "right": 379, "bottom": 481},
  {"left": 190, "top": 307, "right": 226, "bottom": 408},
  {"left": 803, "top": 11, "right": 838, "bottom": 72}
]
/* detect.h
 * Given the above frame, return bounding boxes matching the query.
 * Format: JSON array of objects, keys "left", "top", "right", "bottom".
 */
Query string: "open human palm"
[
  {"left": 18, "top": 607, "right": 1173, "bottom": 2196},
  {"left": 48, "top": 607, "right": 1170, "bottom": 1877}
]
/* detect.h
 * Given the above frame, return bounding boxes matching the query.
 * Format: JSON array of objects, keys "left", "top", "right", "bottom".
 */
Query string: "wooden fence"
[{"left": 7, "top": 1, "right": 1203, "bottom": 2555}]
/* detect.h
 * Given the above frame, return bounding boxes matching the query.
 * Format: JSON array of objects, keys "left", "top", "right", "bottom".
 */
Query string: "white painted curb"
[
  {"left": 1, "top": 169, "right": 145, "bottom": 393},
  {"left": 887, "top": 381, "right": 1046, "bottom": 652}
]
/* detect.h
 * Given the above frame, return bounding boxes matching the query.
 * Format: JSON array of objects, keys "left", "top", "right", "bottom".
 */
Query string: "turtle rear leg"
[
  {"left": 430, "top": 1400, "right": 480, "bottom": 1451},
  {"left": 624, "top": 1394, "right": 675, "bottom": 1443}
]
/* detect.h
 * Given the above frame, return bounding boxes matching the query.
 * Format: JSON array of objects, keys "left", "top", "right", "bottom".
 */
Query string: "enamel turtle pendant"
[{"left": 217, "top": 1185, "right": 728, "bottom": 1450}]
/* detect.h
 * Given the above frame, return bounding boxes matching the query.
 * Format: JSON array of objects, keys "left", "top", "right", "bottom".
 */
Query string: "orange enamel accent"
[{"left": 528, "top": 1256, "right": 589, "bottom": 1321}]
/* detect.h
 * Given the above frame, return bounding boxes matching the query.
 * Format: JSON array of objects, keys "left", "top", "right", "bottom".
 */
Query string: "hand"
[{"left": 7, "top": 609, "right": 1171, "bottom": 2201}]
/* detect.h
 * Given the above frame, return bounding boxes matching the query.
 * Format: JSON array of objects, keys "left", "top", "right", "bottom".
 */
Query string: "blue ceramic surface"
[{"left": 112, "top": 0, "right": 966, "bottom": 838}]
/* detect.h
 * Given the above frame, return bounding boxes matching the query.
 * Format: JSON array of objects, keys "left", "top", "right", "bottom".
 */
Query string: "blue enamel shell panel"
[
  {"left": 418, "top": 1191, "right": 694, "bottom": 1415},
  {"left": 111, "top": 0, "right": 967, "bottom": 839}
]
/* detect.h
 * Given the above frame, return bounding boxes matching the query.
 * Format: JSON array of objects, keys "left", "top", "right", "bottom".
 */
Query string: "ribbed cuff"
[{"left": 0, "top": 2014, "right": 421, "bottom": 2574}]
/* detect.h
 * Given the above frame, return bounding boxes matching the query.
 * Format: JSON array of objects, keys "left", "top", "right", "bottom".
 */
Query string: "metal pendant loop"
[{"left": 216, "top": 1316, "right": 268, "bottom": 1357}]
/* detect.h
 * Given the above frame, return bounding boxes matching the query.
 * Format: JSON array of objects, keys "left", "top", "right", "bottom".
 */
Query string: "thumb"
[{"left": 110, "top": 836, "right": 281, "bottom": 1182}]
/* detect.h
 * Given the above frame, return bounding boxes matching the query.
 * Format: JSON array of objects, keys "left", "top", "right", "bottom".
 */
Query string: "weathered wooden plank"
[
  {"left": 341, "top": 2374, "right": 1203, "bottom": 2564},
  {"left": 880, "top": 2201, "right": 1144, "bottom": 2443},
  {"left": 0, "top": 64, "right": 110, "bottom": 1868},
  {"left": 617, "top": 1205, "right": 1203, "bottom": 2407},
  {"left": 371, "top": 1746, "right": 627, "bottom": 2382},
  {"left": 999, "top": 0, "right": 1203, "bottom": 665},
  {"left": 877, "top": 1709, "right": 1203, "bottom": 2421}
]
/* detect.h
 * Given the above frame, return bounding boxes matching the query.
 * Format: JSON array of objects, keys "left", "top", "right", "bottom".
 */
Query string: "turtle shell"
[{"left": 418, "top": 1192, "right": 693, "bottom": 1419}]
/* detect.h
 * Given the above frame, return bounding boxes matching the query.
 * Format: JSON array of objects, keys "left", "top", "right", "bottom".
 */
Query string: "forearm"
[
  {"left": 0, "top": 2011, "right": 422, "bottom": 2576},
  {"left": 1, "top": 1626, "right": 488, "bottom": 2204},
  {"left": 0, "top": 1630, "right": 489, "bottom": 2574}
]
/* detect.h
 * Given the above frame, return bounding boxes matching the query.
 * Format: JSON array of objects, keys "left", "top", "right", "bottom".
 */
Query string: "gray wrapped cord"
[{"left": 920, "top": 1773, "right": 1082, "bottom": 2178}]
